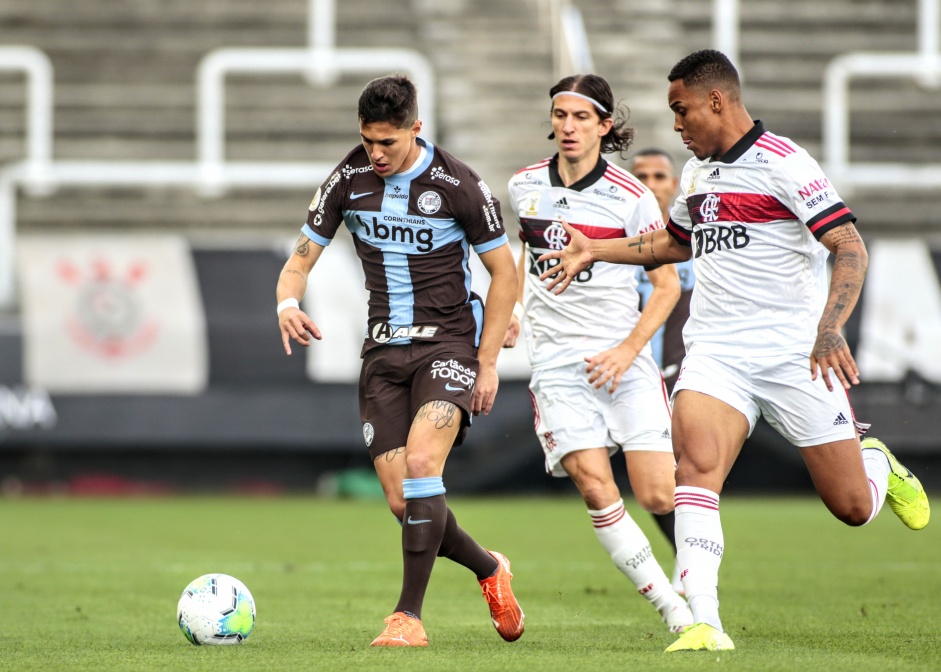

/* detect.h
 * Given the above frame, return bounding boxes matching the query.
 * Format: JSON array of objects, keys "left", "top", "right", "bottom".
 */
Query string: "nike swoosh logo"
[
  {"left": 407, "top": 516, "right": 432, "bottom": 525},
  {"left": 350, "top": 191, "right": 372, "bottom": 200},
  {"left": 445, "top": 383, "right": 464, "bottom": 391}
]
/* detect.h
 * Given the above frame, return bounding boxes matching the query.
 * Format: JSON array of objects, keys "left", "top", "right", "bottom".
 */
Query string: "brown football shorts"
[{"left": 358, "top": 340, "right": 479, "bottom": 459}]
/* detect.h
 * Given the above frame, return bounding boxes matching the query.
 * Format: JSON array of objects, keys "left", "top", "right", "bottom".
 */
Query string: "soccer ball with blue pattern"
[{"left": 177, "top": 573, "right": 256, "bottom": 645}]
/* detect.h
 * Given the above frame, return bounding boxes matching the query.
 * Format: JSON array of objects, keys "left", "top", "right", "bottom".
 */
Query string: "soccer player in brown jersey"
[
  {"left": 540, "top": 50, "right": 930, "bottom": 653},
  {"left": 276, "top": 75, "right": 523, "bottom": 647}
]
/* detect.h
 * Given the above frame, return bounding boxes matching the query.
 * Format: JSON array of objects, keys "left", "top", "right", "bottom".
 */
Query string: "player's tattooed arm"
[
  {"left": 294, "top": 234, "right": 312, "bottom": 256},
  {"left": 811, "top": 223, "right": 868, "bottom": 389},
  {"left": 818, "top": 224, "right": 868, "bottom": 334},
  {"left": 412, "top": 400, "right": 457, "bottom": 430},
  {"left": 627, "top": 234, "right": 646, "bottom": 256}
]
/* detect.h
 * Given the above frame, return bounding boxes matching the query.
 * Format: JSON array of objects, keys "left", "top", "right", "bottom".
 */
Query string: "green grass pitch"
[{"left": 1, "top": 495, "right": 938, "bottom": 671}]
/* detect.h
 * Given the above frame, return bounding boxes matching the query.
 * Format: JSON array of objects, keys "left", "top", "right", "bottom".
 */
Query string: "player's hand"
[
  {"left": 538, "top": 220, "right": 593, "bottom": 294},
  {"left": 585, "top": 343, "right": 639, "bottom": 393},
  {"left": 279, "top": 307, "right": 322, "bottom": 356},
  {"left": 471, "top": 364, "right": 499, "bottom": 416},
  {"left": 503, "top": 314, "right": 521, "bottom": 348},
  {"left": 810, "top": 329, "right": 859, "bottom": 391}
]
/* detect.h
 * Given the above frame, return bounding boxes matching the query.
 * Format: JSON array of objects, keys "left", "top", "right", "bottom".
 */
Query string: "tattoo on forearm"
[
  {"left": 629, "top": 234, "right": 658, "bottom": 264},
  {"left": 820, "top": 249, "right": 865, "bottom": 333},
  {"left": 628, "top": 234, "right": 646, "bottom": 257},
  {"left": 826, "top": 227, "right": 863, "bottom": 246},
  {"left": 295, "top": 235, "right": 311, "bottom": 256},
  {"left": 413, "top": 400, "right": 457, "bottom": 430}
]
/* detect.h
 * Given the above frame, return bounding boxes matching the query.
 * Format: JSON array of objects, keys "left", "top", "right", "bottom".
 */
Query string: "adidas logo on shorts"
[{"left": 833, "top": 412, "right": 849, "bottom": 426}]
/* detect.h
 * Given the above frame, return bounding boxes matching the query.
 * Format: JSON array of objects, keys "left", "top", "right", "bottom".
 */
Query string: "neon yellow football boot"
[
  {"left": 862, "top": 437, "right": 930, "bottom": 530},
  {"left": 664, "top": 623, "right": 734, "bottom": 652}
]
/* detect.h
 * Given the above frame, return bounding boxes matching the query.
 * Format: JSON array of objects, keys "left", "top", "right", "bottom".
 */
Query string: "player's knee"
[
  {"left": 404, "top": 452, "right": 437, "bottom": 478},
  {"left": 579, "top": 480, "right": 620, "bottom": 511},
  {"left": 835, "top": 500, "right": 872, "bottom": 527},
  {"left": 635, "top": 490, "right": 674, "bottom": 515}
]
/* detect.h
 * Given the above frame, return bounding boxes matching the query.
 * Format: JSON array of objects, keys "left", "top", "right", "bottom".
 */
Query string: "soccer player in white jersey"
[
  {"left": 538, "top": 50, "right": 930, "bottom": 653},
  {"left": 504, "top": 73, "right": 693, "bottom": 634}
]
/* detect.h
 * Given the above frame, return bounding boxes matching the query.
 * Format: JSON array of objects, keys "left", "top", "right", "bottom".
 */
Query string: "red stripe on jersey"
[
  {"left": 569, "top": 222, "right": 627, "bottom": 239},
  {"left": 761, "top": 133, "right": 795, "bottom": 154},
  {"left": 808, "top": 207, "right": 852, "bottom": 234},
  {"left": 667, "top": 219, "right": 691, "bottom": 242},
  {"left": 753, "top": 139, "right": 790, "bottom": 157},
  {"left": 604, "top": 169, "right": 645, "bottom": 198},
  {"left": 688, "top": 192, "right": 795, "bottom": 225},
  {"left": 515, "top": 158, "right": 551, "bottom": 175},
  {"left": 605, "top": 164, "right": 646, "bottom": 191}
]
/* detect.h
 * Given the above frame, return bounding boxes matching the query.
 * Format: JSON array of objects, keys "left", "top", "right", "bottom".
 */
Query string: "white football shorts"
[
  {"left": 672, "top": 349, "right": 860, "bottom": 446},
  {"left": 529, "top": 354, "right": 674, "bottom": 478}
]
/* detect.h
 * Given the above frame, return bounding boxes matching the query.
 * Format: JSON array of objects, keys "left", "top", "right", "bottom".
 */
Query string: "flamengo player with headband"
[
  {"left": 539, "top": 51, "right": 930, "bottom": 653},
  {"left": 504, "top": 73, "right": 693, "bottom": 634}
]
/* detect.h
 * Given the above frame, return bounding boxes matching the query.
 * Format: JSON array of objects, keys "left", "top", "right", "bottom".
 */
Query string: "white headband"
[{"left": 551, "top": 91, "right": 608, "bottom": 114}]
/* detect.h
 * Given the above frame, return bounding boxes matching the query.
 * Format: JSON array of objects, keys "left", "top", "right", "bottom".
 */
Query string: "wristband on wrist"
[
  {"left": 277, "top": 298, "right": 300, "bottom": 315},
  {"left": 512, "top": 301, "right": 524, "bottom": 321}
]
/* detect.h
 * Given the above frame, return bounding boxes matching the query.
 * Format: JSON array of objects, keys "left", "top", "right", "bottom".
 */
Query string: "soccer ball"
[{"left": 177, "top": 573, "right": 256, "bottom": 645}]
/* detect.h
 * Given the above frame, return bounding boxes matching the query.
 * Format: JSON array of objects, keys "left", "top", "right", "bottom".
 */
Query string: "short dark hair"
[
  {"left": 632, "top": 147, "right": 675, "bottom": 168},
  {"left": 358, "top": 75, "right": 418, "bottom": 128},
  {"left": 668, "top": 50, "right": 741, "bottom": 100},
  {"left": 549, "top": 74, "right": 635, "bottom": 156}
]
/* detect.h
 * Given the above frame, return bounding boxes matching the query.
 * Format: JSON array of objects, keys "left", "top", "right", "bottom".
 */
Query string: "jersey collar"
[
  {"left": 548, "top": 154, "right": 608, "bottom": 191},
  {"left": 718, "top": 120, "right": 766, "bottom": 164}
]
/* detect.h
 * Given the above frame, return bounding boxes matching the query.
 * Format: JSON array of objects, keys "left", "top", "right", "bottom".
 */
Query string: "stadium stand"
[{"left": 1, "top": 0, "right": 939, "bottom": 493}]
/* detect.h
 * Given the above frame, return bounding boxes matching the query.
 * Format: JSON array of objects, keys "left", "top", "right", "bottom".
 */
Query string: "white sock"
[
  {"left": 861, "top": 448, "right": 891, "bottom": 524},
  {"left": 674, "top": 486, "right": 723, "bottom": 631},
  {"left": 590, "top": 499, "right": 678, "bottom": 615}
]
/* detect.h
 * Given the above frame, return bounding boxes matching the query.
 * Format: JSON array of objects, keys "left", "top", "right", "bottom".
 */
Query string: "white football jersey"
[
  {"left": 508, "top": 155, "right": 663, "bottom": 370},
  {"left": 667, "top": 121, "right": 856, "bottom": 355}
]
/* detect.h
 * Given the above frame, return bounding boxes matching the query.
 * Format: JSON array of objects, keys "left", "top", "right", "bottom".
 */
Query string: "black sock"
[
  {"left": 437, "top": 507, "right": 499, "bottom": 579},
  {"left": 394, "top": 494, "right": 448, "bottom": 619},
  {"left": 652, "top": 511, "right": 677, "bottom": 552}
]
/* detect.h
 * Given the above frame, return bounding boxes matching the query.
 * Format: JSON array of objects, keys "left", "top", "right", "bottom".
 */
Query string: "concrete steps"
[{"left": 1, "top": 0, "right": 937, "bottom": 236}]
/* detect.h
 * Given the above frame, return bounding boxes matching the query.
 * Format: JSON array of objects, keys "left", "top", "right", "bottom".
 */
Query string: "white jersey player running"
[
  {"left": 504, "top": 74, "right": 692, "bottom": 634},
  {"left": 539, "top": 51, "right": 930, "bottom": 654}
]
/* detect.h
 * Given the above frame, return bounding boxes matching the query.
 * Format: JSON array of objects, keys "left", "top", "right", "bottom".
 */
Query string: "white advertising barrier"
[
  {"left": 856, "top": 237, "right": 941, "bottom": 384},
  {"left": 18, "top": 234, "right": 208, "bottom": 393},
  {"left": 305, "top": 239, "right": 532, "bottom": 382}
]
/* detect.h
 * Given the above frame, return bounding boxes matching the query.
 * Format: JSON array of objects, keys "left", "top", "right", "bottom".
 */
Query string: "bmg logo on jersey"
[
  {"left": 355, "top": 214, "right": 434, "bottom": 252},
  {"left": 431, "top": 359, "right": 477, "bottom": 391}
]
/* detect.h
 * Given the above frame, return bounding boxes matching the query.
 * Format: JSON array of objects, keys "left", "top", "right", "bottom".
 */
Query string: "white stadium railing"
[
  {"left": 823, "top": 0, "right": 941, "bottom": 193},
  {"left": 545, "top": 0, "right": 595, "bottom": 80},
  {"left": 0, "top": 0, "right": 435, "bottom": 309}
]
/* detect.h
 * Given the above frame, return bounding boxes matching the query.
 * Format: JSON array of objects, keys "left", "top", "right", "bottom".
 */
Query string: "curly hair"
[{"left": 549, "top": 74, "right": 634, "bottom": 156}]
